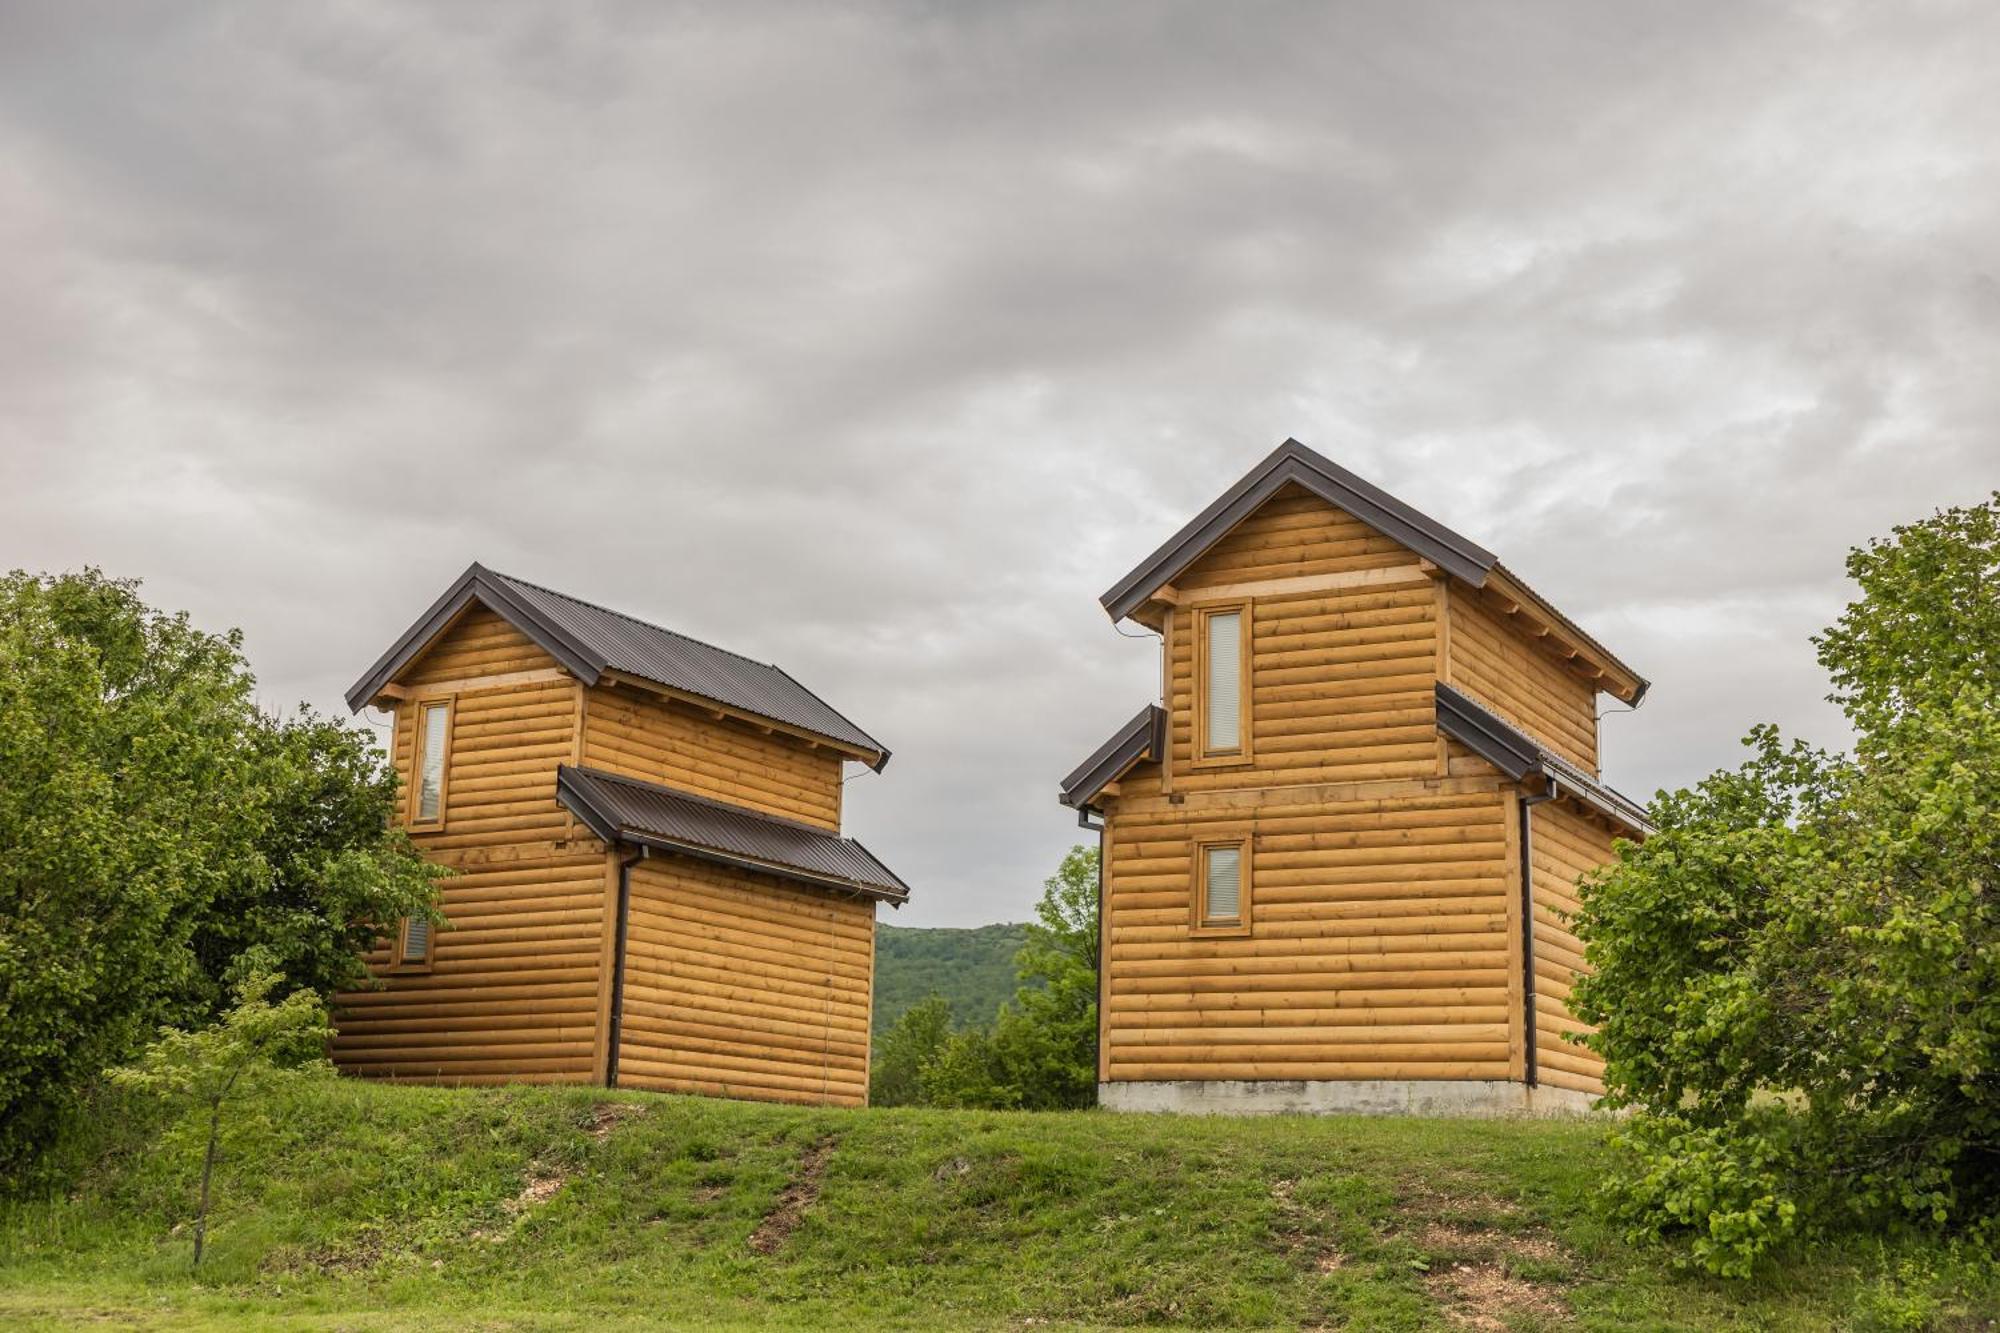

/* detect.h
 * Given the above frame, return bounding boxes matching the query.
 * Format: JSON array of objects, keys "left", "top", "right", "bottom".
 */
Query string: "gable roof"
[
  {"left": 346, "top": 563, "right": 889, "bottom": 768},
  {"left": 557, "top": 764, "right": 910, "bottom": 903},
  {"left": 1057, "top": 704, "right": 1166, "bottom": 814},
  {"left": 1434, "top": 682, "right": 1653, "bottom": 835},
  {"left": 1098, "top": 439, "right": 1648, "bottom": 704}
]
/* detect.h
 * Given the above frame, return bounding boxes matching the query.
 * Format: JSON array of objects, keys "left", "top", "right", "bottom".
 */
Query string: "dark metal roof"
[
  {"left": 1434, "top": 682, "right": 1653, "bottom": 835},
  {"left": 345, "top": 563, "right": 889, "bottom": 768},
  {"left": 556, "top": 764, "right": 911, "bottom": 903},
  {"left": 1058, "top": 704, "right": 1166, "bottom": 811},
  {"left": 1096, "top": 438, "right": 1648, "bottom": 703},
  {"left": 1100, "top": 438, "right": 1498, "bottom": 620}
]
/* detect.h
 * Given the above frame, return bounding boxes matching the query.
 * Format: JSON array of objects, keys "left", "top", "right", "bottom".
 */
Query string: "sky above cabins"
[{"left": 2, "top": 3, "right": 1996, "bottom": 927}]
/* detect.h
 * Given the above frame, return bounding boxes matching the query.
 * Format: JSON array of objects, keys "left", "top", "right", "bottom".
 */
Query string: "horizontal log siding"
[
  {"left": 616, "top": 857, "right": 873, "bottom": 1107},
  {"left": 1530, "top": 801, "right": 1612, "bottom": 1095},
  {"left": 1101, "top": 787, "right": 1515, "bottom": 1083},
  {"left": 1446, "top": 585, "right": 1598, "bottom": 772},
  {"left": 334, "top": 607, "right": 607, "bottom": 1086},
  {"left": 1166, "top": 581, "right": 1439, "bottom": 791},
  {"left": 401, "top": 605, "right": 559, "bottom": 685},
  {"left": 333, "top": 844, "right": 608, "bottom": 1084},
  {"left": 581, "top": 685, "right": 843, "bottom": 830},
  {"left": 1173, "top": 483, "right": 1420, "bottom": 591}
]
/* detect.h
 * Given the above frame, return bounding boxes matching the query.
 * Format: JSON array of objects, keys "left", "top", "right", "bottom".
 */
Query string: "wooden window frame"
[
  {"left": 409, "top": 694, "right": 454, "bottom": 829},
  {"left": 387, "top": 914, "right": 435, "bottom": 974},
  {"left": 1190, "top": 832, "right": 1254, "bottom": 938},
  {"left": 1191, "top": 599, "right": 1254, "bottom": 768}
]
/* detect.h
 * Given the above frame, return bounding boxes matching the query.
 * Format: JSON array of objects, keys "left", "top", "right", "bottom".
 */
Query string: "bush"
[
  {"left": 1572, "top": 494, "right": 2000, "bottom": 1275},
  {"left": 0, "top": 569, "right": 441, "bottom": 1176}
]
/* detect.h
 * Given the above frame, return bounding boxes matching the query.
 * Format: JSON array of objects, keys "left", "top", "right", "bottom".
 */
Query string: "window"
[
  {"left": 414, "top": 699, "right": 450, "bottom": 824},
  {"left": 1195, "top": 603, "right": 1251, "bottom": 764},
  {"left": 1193, "top": 836, "right": 1253, "bottom": 936},
  {"left": 399, "top": 916, "right": 431, "bottom": 967}
]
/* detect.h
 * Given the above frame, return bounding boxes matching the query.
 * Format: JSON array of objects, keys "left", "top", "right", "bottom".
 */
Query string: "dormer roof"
[
  {"left": 1099, "top": 438, "right": 1648, "bottom": 704},
  {"left": 346, "top": 563, "right": 889, "bottom": 769}
]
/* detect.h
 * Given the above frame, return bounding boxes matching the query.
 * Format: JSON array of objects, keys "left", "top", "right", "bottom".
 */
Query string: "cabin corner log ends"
[{"left": 1064, "top": 439, "right": 1650, "bottom": 1115}]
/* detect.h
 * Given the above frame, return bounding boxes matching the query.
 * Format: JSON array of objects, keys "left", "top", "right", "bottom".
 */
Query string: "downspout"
[
  {"left": 605, "top": 845, "right": 647, "bottom": 1089},
  {"left": 1518, "top": 785, "right": 1556, "bottom": 1089}
]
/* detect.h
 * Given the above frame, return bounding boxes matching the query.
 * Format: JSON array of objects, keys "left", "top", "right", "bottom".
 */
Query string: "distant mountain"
[{"left": 872, "top": 922, "right": 1029, "bottom": 1038}]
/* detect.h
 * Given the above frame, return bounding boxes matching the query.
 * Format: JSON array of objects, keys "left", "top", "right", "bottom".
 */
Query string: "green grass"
[{"left": 2, "top": 1078, "right": 1994, "bottom": 1330}]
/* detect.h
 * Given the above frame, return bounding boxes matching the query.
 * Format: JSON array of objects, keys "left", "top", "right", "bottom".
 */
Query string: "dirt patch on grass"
[
  {"left": 1269, "top": 1177, "right": 1347, "bottom": 1275},
  {"left": 507, "top": 1164, "right": 566, "bottom": 1215},
  {"left": 586, "top": 1101, "right": 644, "bottom": 1140},
  {"left": 1418, "top": 1220, "right": 1568, "bottom": 1266},
  {"left": 748, "top": 1135, "right": 837, "bottom": 1256},
  {"left": 1426, "top": 1262, "right": 1571, "bottom": 1330}
]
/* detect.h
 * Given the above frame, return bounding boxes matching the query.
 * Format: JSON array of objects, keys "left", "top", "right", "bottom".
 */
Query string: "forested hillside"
[{"left": 872, "top": 923, "right": 1027, "bottom": 1037}]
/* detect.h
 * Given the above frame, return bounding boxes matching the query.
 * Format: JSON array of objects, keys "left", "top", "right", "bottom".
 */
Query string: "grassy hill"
[
  {"left": 3, "top": 1079, "right": 1991, "bottom": 1330},
  {"left": 872, "top": 922, "right": 1029, "bottom": 1037}
]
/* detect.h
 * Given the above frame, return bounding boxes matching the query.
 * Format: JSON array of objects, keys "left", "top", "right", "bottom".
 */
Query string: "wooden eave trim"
[
  {"left": 1478, "top": 570, "right": 1645, "bottom": 703},
  {"left": 597, "top": 670, "right": 881, "bottom": 767}
]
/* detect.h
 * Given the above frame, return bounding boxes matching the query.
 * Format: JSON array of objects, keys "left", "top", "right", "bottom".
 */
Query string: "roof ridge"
[{"left": 485, "top": 568, "right": 782, "bottom": 674}]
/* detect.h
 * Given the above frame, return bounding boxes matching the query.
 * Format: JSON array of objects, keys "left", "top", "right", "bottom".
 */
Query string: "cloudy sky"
[{"left": 3, "top": 3, "right": 1995, "bottom": 926}]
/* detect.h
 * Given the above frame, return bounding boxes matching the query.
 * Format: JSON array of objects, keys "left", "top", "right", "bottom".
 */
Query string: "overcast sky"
[{"left": 3, "top": 3, "right": 1995, "bottom": 927}]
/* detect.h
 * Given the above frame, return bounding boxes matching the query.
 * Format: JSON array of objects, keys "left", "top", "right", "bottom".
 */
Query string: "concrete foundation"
[{"left": 1098, "top": 1078, "right": 1597, "bottom": 1118}]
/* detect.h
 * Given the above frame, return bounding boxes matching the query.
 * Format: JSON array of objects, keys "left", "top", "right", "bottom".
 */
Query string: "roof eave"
[
  {"left": 1058, "top": 704, "right": 1166, "bottom": 811},
  {"left": 1099, "top": 438, "right": 1499, "bottom": 623},
  {"left": 344, "top": 563, "right": 607, "bottom": 712}
]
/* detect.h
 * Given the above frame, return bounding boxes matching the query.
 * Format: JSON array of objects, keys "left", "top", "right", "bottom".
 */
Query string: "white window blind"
[
  {"left": 402, "top": 916, "right": 430, "bottom": 963},
  {"left": 1204, "top": 844, "right": 1242, "bottom": 923},
  {"left": 1205, "top": 610, "right": 1242, "bottom": 752},
  {"left": 418, "top": 701, "right": 448, "bottom": 821}
]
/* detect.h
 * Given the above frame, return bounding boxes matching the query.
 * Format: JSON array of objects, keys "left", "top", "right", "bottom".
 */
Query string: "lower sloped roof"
[
  {"left": 556, "top": 764, "right": 910, "bottom": 902},
  {"left": 1058, "top": 705, "right": 1166, "bottom": 812},
  {"left": 1434, "top": 683, "right": 1653, "bottom": 834}
]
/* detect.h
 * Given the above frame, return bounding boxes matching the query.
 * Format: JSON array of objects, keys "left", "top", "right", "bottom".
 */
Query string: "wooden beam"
[
  {"left": 389, "top": 667, "right": 572, "bottom": 702},
  {"left": 1167, "top": 564, "right": 1429, "bottom": 605}
]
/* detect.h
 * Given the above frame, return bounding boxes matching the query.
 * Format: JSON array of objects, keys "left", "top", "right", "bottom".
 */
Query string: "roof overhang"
[
  {"left": 1434, "top": 682, "right": 1653, "bottom": 836},
  {"left": 347, "top": 563, "right": 602, "bottom": 711},
  {"left": 1098, "top": 439, "right": 1648, "bottom": 705},
  {"left": 556, "top": 764, "right": 910, "bottom": 904},
  {"left": 1058, "top": 704, "right": 1166, "bottom": 813}
]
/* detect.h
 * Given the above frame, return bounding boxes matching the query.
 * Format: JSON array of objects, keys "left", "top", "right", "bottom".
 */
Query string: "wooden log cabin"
[
  {"left": 1060, "top": 440, "right": 1652, "bottom": 1115},
  {"left": 336, "top": 564, "right": 909, "bottom": 1107}
]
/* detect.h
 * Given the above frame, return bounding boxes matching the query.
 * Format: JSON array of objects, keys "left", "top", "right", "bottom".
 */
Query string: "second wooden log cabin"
[
  {"left": 1061, "top": 439, "right": 1651, "bottom": 1115},
  {"left": 335, "top": 564, "right": 910, "bottom": 1107}
]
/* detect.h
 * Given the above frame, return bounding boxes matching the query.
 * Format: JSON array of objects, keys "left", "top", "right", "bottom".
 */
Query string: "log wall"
[
  {"left": 335, "top": 608, "right": 608, "bottom": 1084},
  {"left": 1445, "top": 585, "right": 1598, "bottom": 773},
  {"left": 615, "top": 856, "right": 873, "bottom": 1107},
  {"left": 581, "top": 683, "right": 843, "bottom": 830},
  {"left": 1528, "top": 800, "right": 1613, "bottom": 1095},
  {"left": 1164, "top": 486, "right": 1440, "bottom": 793},
  {"left": 1100, "top": 783, "right": 1516, "bottom": 1084}
]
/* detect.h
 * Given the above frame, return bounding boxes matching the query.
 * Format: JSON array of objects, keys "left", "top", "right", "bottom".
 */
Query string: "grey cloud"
[{"left": 3, "top": 1, "right": 1996, "bottom": 923}]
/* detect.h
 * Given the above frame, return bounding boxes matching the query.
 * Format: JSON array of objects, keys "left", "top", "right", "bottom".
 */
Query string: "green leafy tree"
[
  {"left": 871, "top": 993, "right": 953, "bottom": 1107},
  {"left": 907, "top": 845, "right": 1101, "bottom": 1110},
  {"left": 1571, "top": 493, "right": 2000, "bottom": 1276},
  {"left": 0, "top": 569, "right": 440, "bottom": 1174},
  {"left": 109, "top": 972, "right": 334, "bottom": 1266}
]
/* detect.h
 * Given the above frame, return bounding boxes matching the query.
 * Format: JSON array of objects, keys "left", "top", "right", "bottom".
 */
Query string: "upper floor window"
[
  {"left": 1195, "top": 603, "right": 1250, "bottom": 764},
  {"left": 415, "top": 698, "right": 451, "bottom": 824}
]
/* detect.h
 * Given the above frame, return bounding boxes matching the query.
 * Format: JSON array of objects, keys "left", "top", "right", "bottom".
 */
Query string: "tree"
[
  {"left": 0, "top": 569, "right": 440, "bottom": 1174},
  {"left": 1570, "top": 493, "right": 2000, "bottom": 1276},
  {"left": 989, "top": 843, "right": 1099, "bottom": 1110},
  {"left": 871, "top": 993, "right": 953, "bottom": 1107},
  {"left": 110, "top": 972, "right": 334, "bottom": 1266},
  {"left": 895, "top": 845, "right": 1101, "bottom": 1111}
]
